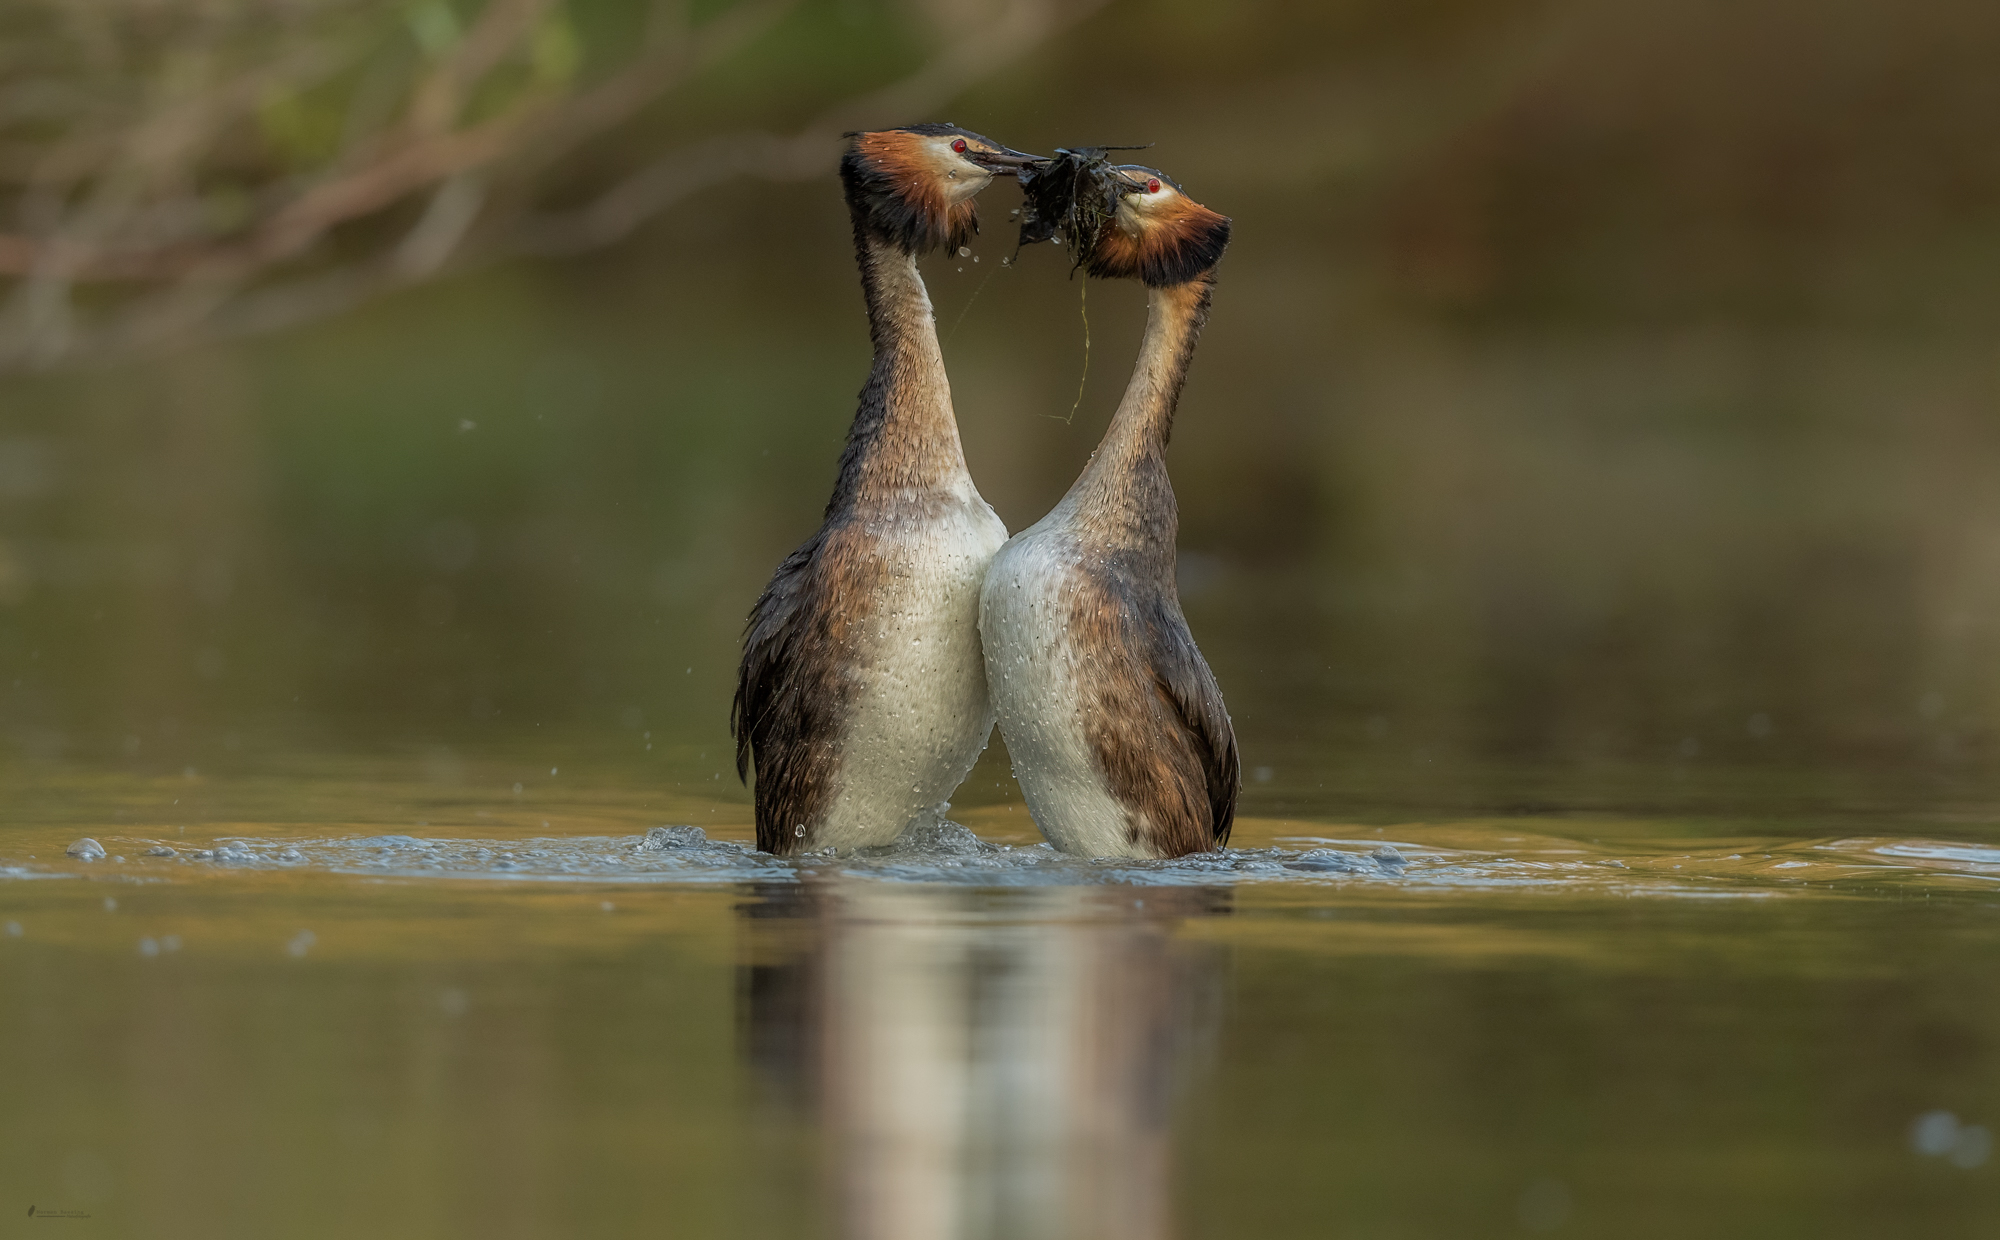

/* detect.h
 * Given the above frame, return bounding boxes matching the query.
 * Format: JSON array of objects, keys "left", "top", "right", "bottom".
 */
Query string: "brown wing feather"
[
  {"left": 1143, "top": 598, "right": 1239, "bottom": 848},
  {"left": 1076, "top": 570, "right": 1239, "bottom": 857}
]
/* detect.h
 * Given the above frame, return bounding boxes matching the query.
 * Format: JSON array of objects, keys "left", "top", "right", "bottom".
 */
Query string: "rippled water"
[
  {"left": 3, "top": 748, "right": 1997, "bottom": 1238},
  {"left": 19, "top": 815, "right": 2000, "bottom": 897}
]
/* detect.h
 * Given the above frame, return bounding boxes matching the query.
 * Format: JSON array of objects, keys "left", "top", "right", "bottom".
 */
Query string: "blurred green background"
[{"left": 5, "top": 0, "right": 1999, "bottom": 818}]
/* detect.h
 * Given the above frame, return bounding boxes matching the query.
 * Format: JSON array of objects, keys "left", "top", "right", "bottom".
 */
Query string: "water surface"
[{"left": 3, "top": 746, "right": 1996, "bottom": 1238}]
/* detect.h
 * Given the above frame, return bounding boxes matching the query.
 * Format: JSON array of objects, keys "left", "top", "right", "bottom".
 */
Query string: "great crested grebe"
[
  {"left": 733, "top": 124, "right": 1039, "bottom": 857},
  {"left": 979, "top": 165, "right": 1238, "bottom": 860}
]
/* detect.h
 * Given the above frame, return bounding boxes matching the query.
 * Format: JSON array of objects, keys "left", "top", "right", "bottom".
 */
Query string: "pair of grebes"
[{"left": 732, "top": 124, "right": 1235, "bottom": 861}]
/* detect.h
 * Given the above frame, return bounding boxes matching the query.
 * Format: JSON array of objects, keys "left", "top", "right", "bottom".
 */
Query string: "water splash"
[{"left": 23, "top": 821, "right": 2000, "bottom": 896}]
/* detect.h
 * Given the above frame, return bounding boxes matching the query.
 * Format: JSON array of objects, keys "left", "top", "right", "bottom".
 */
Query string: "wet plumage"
[
  {"left": 980, "top": 166, "right": 1238, "bottom": 859},
  {"left": 732, "top": 124, "right": 1036, "bottom": 856}
]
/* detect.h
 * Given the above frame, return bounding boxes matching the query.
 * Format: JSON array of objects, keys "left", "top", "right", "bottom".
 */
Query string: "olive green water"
[
  {"left": 4, "top": 744, "right": 1999, "bottom": 1238},
  {"left": 8, "top": 0, "right": 2000, "bottom": 1233}
]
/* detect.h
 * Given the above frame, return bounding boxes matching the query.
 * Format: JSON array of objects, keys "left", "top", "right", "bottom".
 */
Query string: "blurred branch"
[
  {"left": 0, "top": 0, "right": 1104, "bottom": 371},
  {"left": 513, "top": 0, "right": 1109, "bottom": 254}
]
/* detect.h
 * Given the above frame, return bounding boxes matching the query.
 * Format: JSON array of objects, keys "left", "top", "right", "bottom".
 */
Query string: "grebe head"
[
  {"left": 841, "top": 124, "right": 1044, "bottom": 256},
  {"left": 1084, "top": 166, "right": 1232, "bottom": 287}
]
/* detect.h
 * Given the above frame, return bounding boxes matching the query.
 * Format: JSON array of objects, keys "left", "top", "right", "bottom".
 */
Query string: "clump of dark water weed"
[{"left": 1015, "top": 145, "right": 1150, "bottom": 271}]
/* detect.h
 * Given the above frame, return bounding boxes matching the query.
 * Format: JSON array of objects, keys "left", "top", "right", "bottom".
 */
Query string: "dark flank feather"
[
  {"left": 732, "top": 515, "right": 892, "bottom": 854},
  {"left": 733, "top": 536, "right": 839, "bottom": 854},
  {"left": 1143, "top": 594, "right": 1239, "bottom": 847},
  {"left": 1072, "top": 552, "right": 1239, "bottom": 855}
]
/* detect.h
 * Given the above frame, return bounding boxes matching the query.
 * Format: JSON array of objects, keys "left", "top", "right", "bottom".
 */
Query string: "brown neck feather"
[
  {"left": 824, "top": 231, "right": 969, "bottom": 515},
  {"left": 1062, "top": 276, "right": 1214, "bottom": 551}
]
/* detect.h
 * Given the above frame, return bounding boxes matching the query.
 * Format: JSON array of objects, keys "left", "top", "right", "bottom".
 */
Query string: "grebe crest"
[{"left": 842, "top": 124, "right": 1041, "bottom": 256}]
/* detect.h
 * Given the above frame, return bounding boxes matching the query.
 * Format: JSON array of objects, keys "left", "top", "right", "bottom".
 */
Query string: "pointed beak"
[
  {"left": 1107, "top": 169, "right": 1151, "bottom": 197},
  {"left": 968, "top": 145, "right": 1047, "bottom": 175}
]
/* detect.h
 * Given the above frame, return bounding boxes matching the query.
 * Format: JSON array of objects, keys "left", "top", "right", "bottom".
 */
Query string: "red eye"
[
  {"left": 1146, "top": 178, "right": 1161, "bottom": 194},
  {"left": 951, "top": 138, "right": 968, "bottom": 153}
]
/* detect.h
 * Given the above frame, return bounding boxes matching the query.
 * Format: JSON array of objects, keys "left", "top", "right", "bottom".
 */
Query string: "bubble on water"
[
  {"left": 279, "top": 848, "right": 303, "bottom": 863},
  {"left": 66, "top": 838, "right": 105, "bottom": 862},
  {"left": 1253, "top": 766, "right": 1274, "bottom": 783},
  {"left": 4, "top": 921, "right": 20, "bottom": 937},
  {"left": 161, "top": 935, "right": 181, "bottom": 952},
  {"left": 1913, "top": 1110, "right": 1990, "bottom": 1166},
  {"left": 138, "top": 937, "right": 159, "bottom": 957},
  {"left": 439, "top": 988, "right": 469, "bottom": 1017},
  {"left": 1913, "top": 1110, "right": 1961, "bottom": 1156},
  {"left": 102, "top": 897, "right": 117, "bottom": 911},
  {"left": 600, "top": 901, "right": 615, "bottom": 912},
  {"left": 1951, "top": 1125, "right": 1991, "bottom": 1168},
  {"left": 1678, "top": 736, "right": 1701, "bottom": 757},
  {"left": 287, "top": 930, "right": 316, "bottom": 958},
  {"left": 145, "top": 845, "right": 176, "bottom": 857}
]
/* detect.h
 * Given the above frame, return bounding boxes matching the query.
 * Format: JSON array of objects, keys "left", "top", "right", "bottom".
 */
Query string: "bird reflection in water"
[{"left": 738, "top": 880, "right": 1229, "bottom": 1239}]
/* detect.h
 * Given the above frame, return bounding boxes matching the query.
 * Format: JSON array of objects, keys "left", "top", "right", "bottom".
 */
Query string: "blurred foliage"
[{"left": 0, "top": 0, "right": 1099, "bottom": 367}]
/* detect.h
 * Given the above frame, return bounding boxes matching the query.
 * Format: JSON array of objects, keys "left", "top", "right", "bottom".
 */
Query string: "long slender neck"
[
  {"left": 1062, "top": 276, "right": 1214, "bottom": 552},
  {"left": 824, "top": 229, "right": 968, "bottom": 517}
]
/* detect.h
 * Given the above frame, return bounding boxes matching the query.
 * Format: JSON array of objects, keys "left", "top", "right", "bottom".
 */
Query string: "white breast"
[
  {"left": 816, "top": 485, "right": 1009, "bottom": 850},
  {"left": 978, "top": 522, "right": 1147, "bottom": 858}
]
